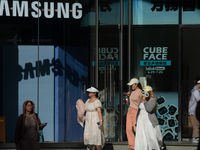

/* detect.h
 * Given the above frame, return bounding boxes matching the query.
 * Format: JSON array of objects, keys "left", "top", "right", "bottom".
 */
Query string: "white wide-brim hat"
[
  {"left": 86, "top": 86, "right": 99, "bottom": 92},
  {"left": 127, "top": 78, "right": 139, "bottom": 86}
]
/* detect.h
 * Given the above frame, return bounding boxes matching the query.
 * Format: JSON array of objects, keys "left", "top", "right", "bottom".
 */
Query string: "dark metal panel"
[
  {"left": 178, "top": 0, "right": 182, "bottom": 142},
  {"left": 95, "top": 0, "right": 99, "bottom": 88},
  {"left": 119, "top": 0, "right": 123, "bottom": 142}
]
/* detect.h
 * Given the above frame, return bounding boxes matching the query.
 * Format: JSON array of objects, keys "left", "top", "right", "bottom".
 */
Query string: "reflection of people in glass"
[
  {"left": 189, "top": 76, "right": 200, "bottom": 143},
  {"left": 84, "top": 87, "right": 105, "bottom": 150},
  {"left": 14, "top": 100, "right": 41, "bottom": 150},
  {"left": 135, "top": 86, "right": 162, "bottom": 150},
  {"left": 126, "top": 78, "right": 142, "bottom": 150}
]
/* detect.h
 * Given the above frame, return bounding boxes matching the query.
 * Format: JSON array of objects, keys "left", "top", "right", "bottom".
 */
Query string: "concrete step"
[{"left": 0, "top": 141, "right": 198, "bottom": 150}]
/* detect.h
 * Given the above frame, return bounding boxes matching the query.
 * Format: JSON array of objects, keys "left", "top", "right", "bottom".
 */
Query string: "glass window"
[
  {"left": 182, "top": 0, "right": 200, "bottom": 24},
  {"left": 133, "top": 0, "right": 178, "bottom": 25},
  {"left": 0, "top": 0, "right": 93, "bottom": 142},
  {"left": 95, "top": 0, "right": 121, "bottom": 141},
  {"left": 132, "top": 27, "right": 179, "bottom": 140}
]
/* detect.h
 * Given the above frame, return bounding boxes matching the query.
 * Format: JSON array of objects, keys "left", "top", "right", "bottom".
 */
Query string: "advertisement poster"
[{"left": 134, "top": 27, "right": 179, "bottom": 139}]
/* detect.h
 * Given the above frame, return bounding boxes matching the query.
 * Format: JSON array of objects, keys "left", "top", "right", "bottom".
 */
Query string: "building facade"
[{"left": 0, "top": 0, "right": 199, "bottom": 142}]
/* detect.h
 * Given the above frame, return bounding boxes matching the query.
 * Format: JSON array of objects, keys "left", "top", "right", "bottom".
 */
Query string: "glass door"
[
  {"left": 181, "top": 27, "right": 200, "bottom": 139},
  {"left": 89, "top": 0, "right": 125, "bottom": 142}
]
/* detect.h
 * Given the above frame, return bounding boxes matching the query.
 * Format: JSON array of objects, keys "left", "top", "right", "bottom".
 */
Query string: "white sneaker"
[{"left": 192, "top": 137, "right": 199, "bottom": 143}]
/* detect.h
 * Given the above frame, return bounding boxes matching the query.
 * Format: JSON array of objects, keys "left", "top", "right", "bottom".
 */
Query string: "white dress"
[
  {"left": 135, "top": 103, "right": 162, "bottom": 150},
  {"left": 84, "top": 99, "right": 105, "bottom": 147}
]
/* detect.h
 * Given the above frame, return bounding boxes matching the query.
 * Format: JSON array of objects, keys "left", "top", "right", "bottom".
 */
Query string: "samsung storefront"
[{"left": 0, "top": 0, "right": 200, "bottom": 143}]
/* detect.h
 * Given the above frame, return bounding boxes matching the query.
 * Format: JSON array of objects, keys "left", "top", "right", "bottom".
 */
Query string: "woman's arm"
[
  {"left": 144, "top": 98, "right": 156, "bottom": 113},
  {"left": 38, "top": 116, "right": 41, "bottom": 125},
  {"left": 97, "top": 107, "right": 103, "bottom": 126},
  {"left": 14, "top": 115, "right": 22, "bottom": 149},
  {"left": 37, "top": 115, "right": 42, "bottom": 129},
  {"left": 139, "top": 92, "right": 146, "bottom": 103},
  {"left": 193, "top": 90, "right": 200, "bottom": 102}
]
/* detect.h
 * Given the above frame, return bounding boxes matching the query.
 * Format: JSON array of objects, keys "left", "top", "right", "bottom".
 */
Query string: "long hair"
[
  {"left": 23, "top": 100, "right": 35, "bottom": 115},
  {"left": 138, "top": 83, "right": 143, "bottom": 90}
]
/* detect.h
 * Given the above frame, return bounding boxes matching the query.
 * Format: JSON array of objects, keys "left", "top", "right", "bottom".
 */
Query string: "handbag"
[
  {"left": 39, "top": 130, "right": 44, "bottom": 143},
  {"left": 38, "top": 123, "right": 47, "bottom": 143}
]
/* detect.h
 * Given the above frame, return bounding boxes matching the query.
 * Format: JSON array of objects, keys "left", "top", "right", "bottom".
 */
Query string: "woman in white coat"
[{"left": 135, "top": 86, "right": 163, "bottom": 150}]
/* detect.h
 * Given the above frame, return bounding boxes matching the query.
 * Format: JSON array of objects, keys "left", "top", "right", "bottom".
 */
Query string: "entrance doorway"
[{"left": 181, "top": 27, "right": 200, "bottom": 138}]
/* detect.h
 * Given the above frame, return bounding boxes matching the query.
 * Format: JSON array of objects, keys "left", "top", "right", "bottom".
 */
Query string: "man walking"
[{"left": 189, "top": 76, "right": 200, "bottom": 143}]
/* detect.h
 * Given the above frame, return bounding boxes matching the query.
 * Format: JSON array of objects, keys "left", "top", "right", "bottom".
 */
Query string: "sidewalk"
[{"left": 0, "top": 141, "right": 198, "bottom": 150}]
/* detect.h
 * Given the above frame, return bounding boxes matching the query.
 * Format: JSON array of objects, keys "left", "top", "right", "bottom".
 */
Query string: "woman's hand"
[
  {"left": 139, "top": 92, "right": 145, "bottom": 103},
  {"left": 142, "top": 96, "right": 146, "bottom": 103},
  {"left": 97, "top": 107, "right": 103, "bottom": 127},
  {"left": 127, "top": 91, "right": 131, "bottom": 97},
  {"left": 100, "top": 121, "right": 103, "bottom": 126}
]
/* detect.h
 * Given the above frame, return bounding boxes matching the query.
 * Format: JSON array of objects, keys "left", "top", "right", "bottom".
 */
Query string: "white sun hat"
[
  {"left": 86, "top": 86, "right": 99, "bottom": 92},
  {"left": 127, "top": 78, "right": 139, "bottom": 86}
]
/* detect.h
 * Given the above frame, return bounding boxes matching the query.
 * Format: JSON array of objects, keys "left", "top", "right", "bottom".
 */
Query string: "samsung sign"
[{"left": 0, "top": 0, "right": 82, "bottom": 19}]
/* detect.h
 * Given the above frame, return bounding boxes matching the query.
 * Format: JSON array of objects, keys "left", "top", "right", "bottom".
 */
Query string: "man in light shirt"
[{"left": 189, "top": 76, "right": 200, "bottom": 143}]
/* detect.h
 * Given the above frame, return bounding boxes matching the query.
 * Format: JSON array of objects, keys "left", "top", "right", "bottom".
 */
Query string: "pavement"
[{"left": 0, "top": 140, "right": 199, "bottom": 150}]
